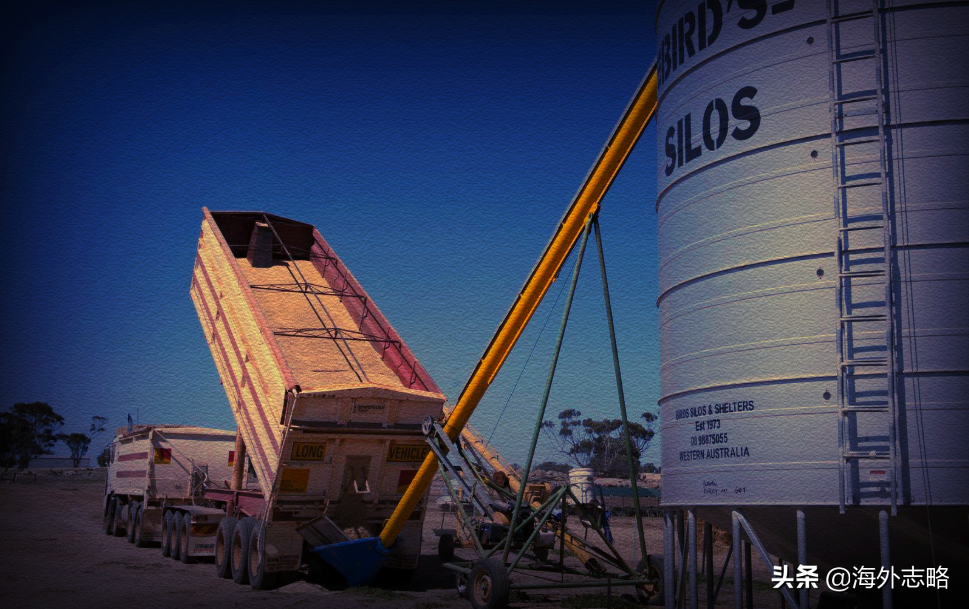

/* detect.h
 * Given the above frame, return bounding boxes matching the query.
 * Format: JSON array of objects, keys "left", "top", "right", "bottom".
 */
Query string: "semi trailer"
[
  {"left": 102, "top": 424, "right": 237, "bottom": 562},
  {"left": 188, "top": 209, "right": 447, "bottom": 588}
]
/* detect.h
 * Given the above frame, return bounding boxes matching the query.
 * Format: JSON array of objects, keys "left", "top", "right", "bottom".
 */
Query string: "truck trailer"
[
  {"left": 102, "top": 424, "right": 237, "bottom": 562},
  {"left": 189, "top": 209, "right": 446, "bottom": 588}
]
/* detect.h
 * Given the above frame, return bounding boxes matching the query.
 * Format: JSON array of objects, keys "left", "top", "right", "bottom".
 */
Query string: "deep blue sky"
[{"left": 1, "top": 0, "right": 659, "bottom": 465}]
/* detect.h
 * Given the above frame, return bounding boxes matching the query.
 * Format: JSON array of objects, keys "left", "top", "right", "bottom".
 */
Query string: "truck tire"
[
  {"left": 161, "top": 511, "right": 174, "bottom": 557},
  {"left": 248, "top": 522, "right": 279, "bottom": 590},
  {"left": 126, "top": 502, "right": 140, "bottom": 544},
  {"left": 230, "top": 517, "right": 255, "bottom": 585},
  {"left": 215, "top": 517, "right": 236, "bottom": 579},
  {"left": 180, "top": 513, "right": 198, "bottom": 564},
  {"left": 171, "top": 512, "right": 184, "bottom": 561},
  {"left": 469, "top": 558, "right": 510, "bottom": 609},
  {"left": 133, "top": 504, "right": 149, "bottom": 548},
  {"left": 455, "top": 573, "right": 470, "bottom": 599},
  {"left": 113, "top": 500, "right": 127, "bottom": 537},
  {"left": 636, "top": 555, "right": 664, "bottom": 605},
  {"left": 103, "top": 496, "right": 117, "bottom": 535},
  {"left": 438, "top": 533, "right": 455, "bottom": 561}
]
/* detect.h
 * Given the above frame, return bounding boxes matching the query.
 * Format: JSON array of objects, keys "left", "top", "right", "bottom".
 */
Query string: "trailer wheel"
[
  {"left": 248, "top": 522, "right": 279, "bottom": 590},
  {"left": 103, "top": 496, "right": 117, "bottom": 535},
  {"left": 171, "top": 512, "right": 184, "bottom": 561},
  {"left": 230, "top": 517, "right": 255, "bottom": 585},
  {"left": 438, "top": 533, "right": 455, "bottom": 561},
  {"left": 215, "top": 517, "right": 236, "bottom": 579},
  {"left": 126, "top": 502, "right": 140, "bottom": 544},
  {"left": 469, "top": 558, "right": 509, "bottom": 609},
  {"left": 180, "top": 514, "right": 198, "bottom": 564},
  {"left": 635, "top": 555, "right": 664, "bottom": 605},
  {"left": 533, "top": 546, "right": 549, "bottom": 563},
  {"left": 455, "top": 573, "right": 470, "bottom": 599},
  {"left": 133, "top": 504, "right": 149, "bottom": 548},
  {"left": 113, "top": 500, "right": 127, "bottom": 537},
  {"left": 161, "top": 511, "right": 174, "bottom": 557}
]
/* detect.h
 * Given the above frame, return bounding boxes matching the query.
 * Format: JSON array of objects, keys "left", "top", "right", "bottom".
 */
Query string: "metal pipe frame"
[
  {"left": 432, "top": 421, "right": 655, "bottom": 595},
  {"left": 483, "top": 486, "right": 569, "bottom": 560},
  {"left": 665, "top": 509, "right": 807, "bottom": 609},
  {"left": 593, "top": 218, "right": 648, "bottom": 563},
  {"left": 506, "top": 486, "right": 569, "bottom": 572},
  {"left": 436, "top": 461, "right": 486, "bottom": 557},
  {"left": 503, "top": 216, "right": 595, "bottom": 565}
]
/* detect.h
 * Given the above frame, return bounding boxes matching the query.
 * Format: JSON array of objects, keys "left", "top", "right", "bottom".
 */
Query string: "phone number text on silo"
[{"left": 677, "top": 401, "right": 753, "bottom": 461}]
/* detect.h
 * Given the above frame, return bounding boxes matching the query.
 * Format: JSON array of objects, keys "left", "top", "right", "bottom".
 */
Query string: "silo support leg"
[
  {"left": 744, "top": 541, "right": 752, "bottom": 609},
  {"left": 732, "top": 512, "right": 742, "bottom": 609},
  {"left": 778, "top": 559, "right": 786, "bottom": 609},
  {"left": 713, "top": 540, "right": 732, "bottom": 606},
  {"left": 879, "top": 510, "right": 892, "bottom": 609},
  {"left": 704, "top": 522, "right": 714, "bottom": 609},
  {"left": 733, "top": 511, "right": 799, "bottom": 608},
  {"left": 664, "top": 510, "right": 675, "bottom": 608},
  {"left": 688, "top": 509, "right": 697, "bottom": 609},
  {"left": 797, "top": 510, "right": 807, "bottom": 609},
  {"left": 677, "top": 510, "right": 687, "bottom": 609}
]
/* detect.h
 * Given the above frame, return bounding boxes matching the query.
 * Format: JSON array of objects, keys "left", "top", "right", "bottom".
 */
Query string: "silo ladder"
[{"left": 826, "top": 0, "right": 899, "bottom": 515}]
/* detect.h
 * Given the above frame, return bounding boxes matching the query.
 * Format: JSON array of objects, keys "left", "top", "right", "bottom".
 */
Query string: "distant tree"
[
  {"left": 542, "top": 408, "right": 657, "bottom": 477},
  {"left": 89, "top": 416, "right": 108, "bottom": 441},
  {"left": 0, "top": 402, "right": 65, "bottom": 469},
  {"left": 82, "top": 416, "right": 110, "bottom": 468},
  {"left": 641, "top": 462, "right": 659, "bottom": 474},
  {"left": 0, "top": 416, "right": 17, "bottom": 467},
  {"left": 58, "top": 432, "right": 92, "bottom": 468}
]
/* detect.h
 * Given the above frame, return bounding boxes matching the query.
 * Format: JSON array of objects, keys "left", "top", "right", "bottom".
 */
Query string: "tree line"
[
  {"left": 541, "top": 407, "right": 659, "bottom": 477},
  {"left": 0, "top": 402, "right": 107, "bottom": 469}
]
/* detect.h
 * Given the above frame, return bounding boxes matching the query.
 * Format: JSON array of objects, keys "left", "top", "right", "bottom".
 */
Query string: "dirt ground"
[{"left": 0, "top": 469, "right": 794, "bottom": 609}]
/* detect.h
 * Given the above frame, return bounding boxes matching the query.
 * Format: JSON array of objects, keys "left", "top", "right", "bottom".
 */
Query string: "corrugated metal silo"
[{"left": 654, "top": 0, "right": 968, "bottom": 602}]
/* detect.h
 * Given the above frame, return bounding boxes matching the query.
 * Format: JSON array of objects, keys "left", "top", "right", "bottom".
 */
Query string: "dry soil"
[{"left": 1, "top": 469, "right": 796, "bottom": 609}]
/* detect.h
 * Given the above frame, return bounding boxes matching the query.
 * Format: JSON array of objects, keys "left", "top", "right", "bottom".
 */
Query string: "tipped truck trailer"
[
  {"left": 303, "top": 63, "right": 661, "bottom": 605},
  {"left": 102, "top": 424, "right": 237, "bottom": 562},
  {"left": 190, "top": 209, "right": 446, "bottom": 588}
]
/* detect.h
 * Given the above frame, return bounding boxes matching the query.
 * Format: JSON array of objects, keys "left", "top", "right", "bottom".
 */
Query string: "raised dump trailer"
[
  {"left": 190, "top": 209, "right": 446, "bottom": 588},
  {"left": 102, "top": 424, "right": 236, "bottom": 562}
]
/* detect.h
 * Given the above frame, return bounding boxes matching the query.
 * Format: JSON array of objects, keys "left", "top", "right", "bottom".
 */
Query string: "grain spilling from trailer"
[
  {"left": 189, "top": 209, "right": 446, "bottom": 588},
  {"left": 102, "top": 425, "right": 236, "bottom": 557}
]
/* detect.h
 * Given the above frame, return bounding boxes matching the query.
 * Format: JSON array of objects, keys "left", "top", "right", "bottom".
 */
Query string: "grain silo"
[{"left": 655, "top": 0, "right": 968, "bottom": 606}]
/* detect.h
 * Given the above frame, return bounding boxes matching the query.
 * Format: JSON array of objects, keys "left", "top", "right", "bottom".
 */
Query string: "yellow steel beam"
[{"left": 380, "top": 63, "right": 657, "bottom": 548}]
